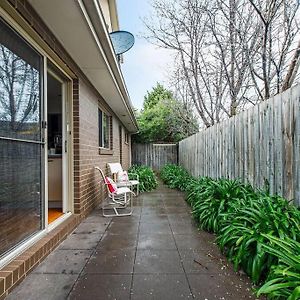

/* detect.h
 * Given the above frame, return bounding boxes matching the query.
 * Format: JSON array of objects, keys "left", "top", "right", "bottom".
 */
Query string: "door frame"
[{"left": 46, "top": 62, "right": 74, "bottom": 227}]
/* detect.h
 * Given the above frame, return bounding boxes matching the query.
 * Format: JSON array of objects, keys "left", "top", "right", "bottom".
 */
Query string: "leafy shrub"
[
  {"left": 160, "top": 164, "right": 192, "bottom": 191},
  {"left": 128, "top": 165, "right": 157, "bottom": 192},
  {"left": 160, "top": 164, "right": 300, "bottom": 299},
  {"left": 257, "top": 234, "right": 300, "bottom": 300}
]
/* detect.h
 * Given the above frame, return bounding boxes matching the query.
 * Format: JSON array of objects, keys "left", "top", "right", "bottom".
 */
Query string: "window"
[
  {"left": 125, "top": 131, "right": 129, "bottom": 144},
  {"left": 98, "top": 109, "right": 111, "bottom": 149}
]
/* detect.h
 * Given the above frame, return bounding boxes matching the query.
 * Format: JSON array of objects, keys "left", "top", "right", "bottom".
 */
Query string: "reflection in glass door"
[{"left": 0, "top": 18, "right": 44, "bottom": 256}]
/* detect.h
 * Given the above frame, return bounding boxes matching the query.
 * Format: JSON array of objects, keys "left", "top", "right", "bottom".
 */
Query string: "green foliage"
[
  {"left": 133, "top": 83, "right": 198, "bottom": 143},
  {"left": 257, "top": 235, "right": 300, "bottom": 300},
  {"left": 143, "top": 83, "right": 173, "bottom": 110},
  {"left": 128, "top": 165, "right": 158, "bottom": 192},
  {"left": 160, "top": 164, "right": 300, "bottom": 299},
  {"left": 160, "top": 164, "right": 193, "bottom": 191}
]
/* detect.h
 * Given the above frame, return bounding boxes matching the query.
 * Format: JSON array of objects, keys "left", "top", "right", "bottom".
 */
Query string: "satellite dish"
[{"left": 109, "top": 31, "right": 135, "bottom": 55}]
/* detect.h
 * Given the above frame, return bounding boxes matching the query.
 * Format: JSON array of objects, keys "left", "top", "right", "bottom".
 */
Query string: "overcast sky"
[{"left": 117, "top": 0, "right": 173, "bottom": 110}]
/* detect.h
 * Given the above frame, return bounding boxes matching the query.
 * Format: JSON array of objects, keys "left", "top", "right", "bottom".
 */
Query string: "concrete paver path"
[{"left": 7, "top": 183, "right": 259, "bottom": 300}]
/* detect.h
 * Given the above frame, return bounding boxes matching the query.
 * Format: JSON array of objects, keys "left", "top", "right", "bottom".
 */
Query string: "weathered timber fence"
[
  {"left": 132, "top": 143, "right": 178, "bottom": 171},
  {"left": 179, "top": 85, "right": 300, "bottom": 205}
]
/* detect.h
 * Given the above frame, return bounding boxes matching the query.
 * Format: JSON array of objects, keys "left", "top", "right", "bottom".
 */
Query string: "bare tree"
[
  {"left": 282, "top": 38, "right": 300, "bottom": 91},
  {"left": 247, "top": 0, "right": 300, "bottom": 98},
  {"left": 144, "top": 0, "right": 300, "bottom": 127}
]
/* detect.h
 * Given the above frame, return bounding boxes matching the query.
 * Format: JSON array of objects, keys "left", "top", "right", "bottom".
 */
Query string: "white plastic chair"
[
  {"left": 95, "top": 167, "right": 134, "bottom": 217},
  {"left": 107, "top": 163, "right": 140, "bottom": 195}
]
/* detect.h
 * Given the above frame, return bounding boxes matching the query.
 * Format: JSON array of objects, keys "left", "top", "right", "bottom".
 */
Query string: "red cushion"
[{"left": 105, "top": 177, "right": 117, "bottom": 194}]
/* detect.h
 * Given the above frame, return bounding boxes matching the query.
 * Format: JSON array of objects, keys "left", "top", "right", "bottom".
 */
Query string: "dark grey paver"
[
  {"left": 139, "top": 221, "right": 172, "bottom": 234},
  {"left": 82, "top": 213, "right": 111, "bottom": 224},
  {"left": 131, "top": 274, "right": 193, "bottom": 300},
  {"left": 84, "top": 248, "right": 135, "bottom": 274},
  {"left": 142, "top": 199, "right": 164, "bottom": 207},
  {"left": 168, "top": 213, "right": 192, "bottom": 223},
  {"left": 187, "top": 273, "right": 258, "bottom": 299},
  {"left": 141, "top": 207, "right": 167, "bottom": 215},
  {"left": 6, "top": 274, "right": 77, "bottom": 300},
  {"left": 33, "top": 250, "right": 92, "bottom": 274},
  {"left": 179, "top": 249, "right": 236, "bottom": 275},
  {"left": 58, "top": 233, "right": 101, "bottom": 250},
  {"left": 69, "top": 274, "right": 131, "bottom": 300},
  {"left": 140, "top": 213, "right": 168, "bottom": 223},
  {"left": 110, "top": 214, "right": 140, "bottom": 223},
  {"left": 165, "top": 206, "right": 192, "bottom": 214},
  {"left": 73, "top": 222, "right": 108, "bottom": 234},
  {"left": 107, "top": 221, "right": 139, "bottom": 235},
  {"left": 135, "top": 249, "right": 184, "bottom": 274},
  {"left": 174, "top": 233, "right": 221, "bottom": 254},
  {"left": 97, "top": 233, "right": 137, "bottom": 250},
  {"left": 163, "top": 200, "right": 189, "bottom": 207},
  {"left": 170, "top": 222, "right": 201, "bottom": 235},
  {"left": 138, "top": 233, "right": 176, "bottom": 250}
]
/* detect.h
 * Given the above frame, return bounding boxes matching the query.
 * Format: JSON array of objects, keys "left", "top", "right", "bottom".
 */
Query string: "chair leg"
[{"left": 102, "top": 192, "right": 133, "bottom": 217}]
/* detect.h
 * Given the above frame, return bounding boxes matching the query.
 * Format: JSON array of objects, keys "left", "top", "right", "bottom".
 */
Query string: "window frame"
[
  {"left": 124, "top": 131, "right": 129, "bottom": 144},
  {"left": 98, "top": 108, "right": 111, "bottom": 150}
]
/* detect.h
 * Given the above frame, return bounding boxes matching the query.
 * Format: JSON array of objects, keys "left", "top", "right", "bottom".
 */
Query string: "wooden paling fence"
[
  {"left": 132, "top": 143, "right": 178, "bottom": 171},
  {"left": 179, "top": 85, "right": 300, "bottom": 205}
]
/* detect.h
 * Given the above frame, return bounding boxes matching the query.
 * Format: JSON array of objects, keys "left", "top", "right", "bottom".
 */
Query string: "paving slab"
[
  {"left": 108, "top": 221, "right": 139, "bottom": 235},
  {"left": 73, "top": 222, "right": 108, "bottom": 234},
  {"left": 135, "top": 249, "right": 184, "bottom": 274},
  {"left": 6, "top": 274, "right": 77, "bottom": 300},
  {"left": 138, "top": 233, "right": 176, "bottom": 250},
  {"left": 58, "top": 233, "right": 101, "bottom": 250},
  {"left": 187, "top": 273, "right": 259, "bottom": 300},
  {"left": 141, "top": 207, "right": 167, "bottom": 215},
  {"left": 139, "top": 221, "right": 172, "bottom": 234},
  {"left": 97, "top": 233, "right": 137, "bottom": 250},
  {"left": 174, "top": 233, "right": 221, "bottom": 255},
  {"left": 179, "top": 249, "right": 236, "bottom": 275},
  {"left": 69, "top": 274, "right": 131, "bottom": 300},
  {"left": 81, "top": 213, "right": 111, "bottom": 224},
  {"left": 84, "top": 248, "right": 135, "bottom": 274},
  {"left": 33, "top": 250, "right": 92, "bottom": 274},
  {"left": 131, "top": 274, "right": 193, "bottom": 300}
]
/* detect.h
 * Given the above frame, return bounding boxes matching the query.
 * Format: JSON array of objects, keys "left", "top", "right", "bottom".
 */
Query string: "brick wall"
[
  {"left": 73, "top": 80, "right": 131, "bottom": 216},
  {"left": 122, "top": 133, "right": 131, "bottom": 170}
]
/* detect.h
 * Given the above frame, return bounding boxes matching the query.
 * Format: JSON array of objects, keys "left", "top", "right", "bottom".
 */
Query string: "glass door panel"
[
  {"left": 0, "top": 140, "right": 42, "bottom": 255},
  {"left": 0, "top": 18, "right": 44, "bottom": 256}
]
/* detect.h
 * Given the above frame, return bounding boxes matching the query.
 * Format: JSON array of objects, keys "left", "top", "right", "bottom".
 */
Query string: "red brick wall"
[
  {"left": 73, "top": 80, "right": 131, "bottom": 216},
  {"left": 122, "top": 133, "right": 131, "bottom": 170}
]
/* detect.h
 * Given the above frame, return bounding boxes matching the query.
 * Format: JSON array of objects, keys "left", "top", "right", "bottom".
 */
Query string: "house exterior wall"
[
  {"left": 74, "top": 79, "right": 132, "bottom": 216},
  {"left": 1, "top": 0, "right": 133, "bottom": 218},
  {"left": 123, "top": 132, "right": 131, "bottom": 170},
  {"left": 0, "top": 0, "right": 134, "bottom": 297}
]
